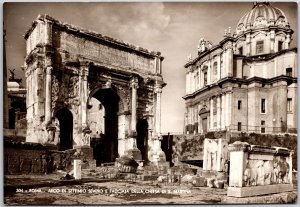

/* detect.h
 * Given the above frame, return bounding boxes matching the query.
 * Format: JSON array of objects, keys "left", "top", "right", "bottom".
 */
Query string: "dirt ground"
[{"left": 3, "top": 173, "right": 298, "bottom": 205}]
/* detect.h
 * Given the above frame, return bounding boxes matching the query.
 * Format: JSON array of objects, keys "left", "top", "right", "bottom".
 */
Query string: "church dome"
[{"left": 236, "top": 2, "right": 290, "bottom": 35}]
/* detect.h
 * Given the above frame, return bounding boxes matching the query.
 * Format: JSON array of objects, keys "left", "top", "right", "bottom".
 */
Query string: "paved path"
[{"left": 4, "top": 174, "right": 297, "bottom": 205}]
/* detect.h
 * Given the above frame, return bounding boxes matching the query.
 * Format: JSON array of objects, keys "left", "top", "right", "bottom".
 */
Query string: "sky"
[{"left": 3, "top": 2, "right": 297, "bottom": 133}]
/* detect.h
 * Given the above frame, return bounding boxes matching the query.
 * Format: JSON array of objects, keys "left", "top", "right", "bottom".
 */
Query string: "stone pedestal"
[
  {"left": 125, "top": 147, "right": 142, "bottom": 161},
  {"left": 125, "top": 131, "right": 142, "bottom": 161},
  {"left": 73, "top": 145, "right": 93, "bottom": 159},
  {"left": 73, "top": 145, "right": 95, "bottom": 169},
  {"left": 227, "top": 141, "right": 293, "bottom": 197}
]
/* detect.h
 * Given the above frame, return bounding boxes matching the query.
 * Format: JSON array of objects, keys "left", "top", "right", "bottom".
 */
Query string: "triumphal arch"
[{"left": 24, "top": 14, "right": 166, "bottom": 164}]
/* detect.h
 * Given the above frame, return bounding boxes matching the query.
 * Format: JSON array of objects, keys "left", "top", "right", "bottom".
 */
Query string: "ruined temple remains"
[
  {"left": 203, "top": 138, "right": 228, "bottom": 172},
  {"left": 24, "top": 14, "right": 166, "bottom": 164}
]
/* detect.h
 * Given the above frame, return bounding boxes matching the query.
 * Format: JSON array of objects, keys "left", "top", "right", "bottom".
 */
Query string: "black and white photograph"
[{"left": 3, "top": 1, "right": 298, "bottom": 205}]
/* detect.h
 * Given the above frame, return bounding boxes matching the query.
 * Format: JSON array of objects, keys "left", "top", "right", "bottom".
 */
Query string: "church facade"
[{"left": 184, "top": 3, "right": 297, "bottom": 135}]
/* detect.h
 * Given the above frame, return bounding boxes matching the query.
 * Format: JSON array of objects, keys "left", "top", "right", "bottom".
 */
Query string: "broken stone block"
[
  {"left": 207, "top": 178, "right": 225, "bottom": 188},
  {"left": 115, "top": 155, "right": 138, "bottom": 173},
  {"left": 214, "top": 180, "right": 225, "bottom": 189},
  {"left": 181, "top": 174, "right": 195, "bottom": 183},
  {"left": 207, "top": 178, "right": 216, "bottom": 188},
  {"left": 157, "top": 175, "right": 167, "bottom": 183},
  {"left": 192, "top": 177, "right": 207, "bottom": 187}
]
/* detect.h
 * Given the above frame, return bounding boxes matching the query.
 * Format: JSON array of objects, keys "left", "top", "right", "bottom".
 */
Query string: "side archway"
[{"left": 55, "top": 107, "right": 73, "bottom": 151}]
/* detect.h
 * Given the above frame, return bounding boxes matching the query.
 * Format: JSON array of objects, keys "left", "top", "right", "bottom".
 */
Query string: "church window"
[
  {"left": 256, "top": 41, "right": 264, "bottom": 54},
  {"left": 287, "top": 98, "right": 292, "bottom": 112},
  {"left": 238, "top": 100, "right": 242, "bottom": 110},
  {"left": 238, "top": 122, "right": 242, "bottom": 131},
  {"left": 261, "top": 120, "right": 265, "bottom": 133},
  {"left": 204, "top": 72, "right": 207, "bottom": 85},
  {"left": 213, "top": 98, "right": 217, "bottom": 114},
  {"left": 220, "top": 55, "right": 223, "bottom": 70},
  {"left": 286, "top": 68, "right": 292, "bottom": 77},
  {"left": 238, "top": 47, "right": 243, "bottom": 55},
  {"left": 195, "top": 72, "right": 199, "bottom": 89},
  {"left": 213, "top": 62, "right": 218, "bottom": 75},
  {"left": 261, "top": 98, "right": 266, "bottom": 113},
  {"left": 278, "top": 41, "right": 283, "bottom": 51}
]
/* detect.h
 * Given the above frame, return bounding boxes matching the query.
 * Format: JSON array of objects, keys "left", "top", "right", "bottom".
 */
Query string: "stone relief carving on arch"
[
  {"left": 68, "top": 75, "right": 79, "bottom": 98},
  {"left": 115, "top": 84, "right": 130, "bottom": 112},
  {"left": 51, "top": 74, "right": 60, "bottom": 111}
]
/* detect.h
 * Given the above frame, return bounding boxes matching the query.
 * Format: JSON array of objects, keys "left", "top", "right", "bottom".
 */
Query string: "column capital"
[
  {"left": 154, "top": 133, "right": 163, "bottom": 140},
  {"left": 45, "top": 55, "right": 52, "bottom": 67},
  {"left": 154, "top": 85, "right": 162, "bottom": 94},
  {"left": 46, "top": 66, "right": 53, "bottom": 75},
  {"left": 25, "top": 69, "right": 31, "bottom": 78},
  {"left": 79, "top": 63, "right": 90, "bottom": 78},
  {"left": 79, "top": 60, "right": 91, "bottom": 69},
  {"left": 130, "top": 77, "right": 139, "bottom": 89}
]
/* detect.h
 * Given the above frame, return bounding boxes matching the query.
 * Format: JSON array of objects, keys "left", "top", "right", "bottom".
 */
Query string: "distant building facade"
[
  {"left": 7, "top": 73, "right": 26, "bottom": 130},
  {"left": 184, "top": 3, "right": 297, "bottom": 135}
]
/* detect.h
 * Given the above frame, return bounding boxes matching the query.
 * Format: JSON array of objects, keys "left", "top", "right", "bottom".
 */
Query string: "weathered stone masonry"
[{"left": 24, "top": 14, "right": 166, "bottom": 164}]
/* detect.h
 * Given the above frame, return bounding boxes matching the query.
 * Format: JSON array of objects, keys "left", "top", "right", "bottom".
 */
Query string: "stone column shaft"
[
  {"left": 155, "top": 86, "right": 162, "bottom": 136},
  {"left": 228, "top": 49, "right": 233, "bottom": 76},
  {"left": 80, "top": 65, "right": 89, "bottom": 128},
  {"left": 217, "top": 95, "right": 221, "bottom": 129},
  {"left": 210, "top": 98, "right": 214, "bottom": 130},
  {"left": 198, "top": 67, "right": 201, "bottom": 88},
  {"left": 207, "top": 61, "right": 211, "bottom": 85},
  {"left": 246, "top": 34, "right": 251, "bottom": 56},
  {"left": 226, "top": 92, "right": 232, "bottom": 130},
  {"left": 45, "top": 66, "right": 52, "bottom": 123},
  {"left": 130, "top": 78, "right": 138, "bottom": 132},
  {"left": 118, "top": 114, "right": 126, "bottom": 156},
  {"left": 186, "top": 72, "right": 189, "bottom": 94},
  {"left": 190, "top": 72, "right": 192, "bottom": 93},
  {"left": 218, "top": 55, "right": 221, "bottom": 80},
  {"left": 221, "top": 94, "right": 226, "bottom": 129}
]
